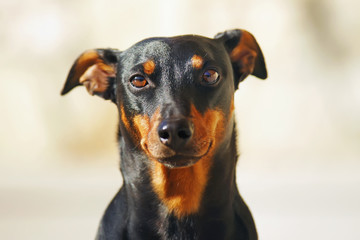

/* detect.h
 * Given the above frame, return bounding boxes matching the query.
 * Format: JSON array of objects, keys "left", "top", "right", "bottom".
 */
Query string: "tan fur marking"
[
  {"left": 73, "top": 50, "right": 100, "bottom": 84},
  {"left": 230, "top": 31, "right": 258, "bottom": 74},
  {"left": 133, "top": 115, "right": 150, "bottom": 138},
  {"left": 120, "top": 105, "right": 139, "bottom": 142},
  {"left": 191, "top": 55, "right": 204, "bottom": 69},
  {"left": 149, "top": 105, "right": 226, "bottom": 218},
  {"left": 151, "top": 157, "right": 211, "bottom": 217},
  {"left": 143, "top": 60, "right": 156, "bottom": 75},
  {"left": 79, "top": 62, "right": 115, "bottom": 95},
  {"left": 133, "top": 110, "right": 154, "bottom": 150}
]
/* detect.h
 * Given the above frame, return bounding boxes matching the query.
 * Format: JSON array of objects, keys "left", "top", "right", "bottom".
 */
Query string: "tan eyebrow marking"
[
  {"left": 143, "top": 60, "right": 156, "bottom": 75},
  {"left": 191, "top": 55, "right": 204, "bottom": 69}
]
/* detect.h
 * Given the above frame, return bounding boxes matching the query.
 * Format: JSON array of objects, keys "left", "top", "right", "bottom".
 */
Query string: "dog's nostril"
[
  {"left": 159, "top": 130, "right": 170, "bottom": 140},
  {"left": 178, "top": 128, "right": 191, "bottom": 139}
]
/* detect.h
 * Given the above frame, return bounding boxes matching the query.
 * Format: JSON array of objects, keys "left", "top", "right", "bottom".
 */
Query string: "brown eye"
[
  {"left": 130, "top": 75, "right": 148, "bottom": 88},
  {"left": 202, "top": 70, "right": 219, "bottom": 84}
]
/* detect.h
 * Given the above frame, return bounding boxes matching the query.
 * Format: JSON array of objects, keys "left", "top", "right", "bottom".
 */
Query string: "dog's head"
[{"left": 61, "top": 29, "right": 267, "bottom": 168}]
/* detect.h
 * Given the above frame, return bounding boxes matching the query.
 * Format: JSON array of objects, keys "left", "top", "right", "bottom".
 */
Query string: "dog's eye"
[
  {"left": 202, "top": 70, "right": 219, "bottom": 85},
  {"left": 130, "top": 75, "right": 148, "bottom": 88}
]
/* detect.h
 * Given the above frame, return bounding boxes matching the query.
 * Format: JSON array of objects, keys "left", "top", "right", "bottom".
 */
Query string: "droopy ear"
[
  {"left": 61, "top": 49, "right": 120, "bottom": 101},
  {"left": 215, "top": 29, "right": 267, "bottom": 87}
]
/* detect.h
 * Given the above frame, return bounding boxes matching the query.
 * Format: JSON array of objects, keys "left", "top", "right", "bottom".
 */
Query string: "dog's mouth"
[
  {"left": 143, "top": 141, "right": 213, "bottom": 168},
  {"left": 134, "top": 104, "right": 226, "bottom": 169}
]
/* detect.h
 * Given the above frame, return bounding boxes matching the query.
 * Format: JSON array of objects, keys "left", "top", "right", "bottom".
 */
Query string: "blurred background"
[{"left": 1, "top": 0, "right": 359, "bottom": 239}]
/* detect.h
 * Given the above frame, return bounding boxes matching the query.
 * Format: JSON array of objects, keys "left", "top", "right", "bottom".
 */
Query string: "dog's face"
[
  {"left": 117, "top": 36, "right": 239, "bottom": 168},
  {"left": 61, "top": 29, "right": 267, "bottom": 168}
]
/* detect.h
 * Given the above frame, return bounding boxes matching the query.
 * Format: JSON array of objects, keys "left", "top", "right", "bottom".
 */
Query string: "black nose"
[{"left": 158, "top": 119, "right": 193, "bottom": 151}]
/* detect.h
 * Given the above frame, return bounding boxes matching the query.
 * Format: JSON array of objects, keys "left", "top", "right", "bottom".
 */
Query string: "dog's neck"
[{"left": 118, "top": 120, "right": 239, "bottom": 235}]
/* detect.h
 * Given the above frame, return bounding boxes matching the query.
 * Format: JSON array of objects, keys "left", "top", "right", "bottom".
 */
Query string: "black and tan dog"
[{"left": 61, "top": 29, "right": 267, "bottom": 240}]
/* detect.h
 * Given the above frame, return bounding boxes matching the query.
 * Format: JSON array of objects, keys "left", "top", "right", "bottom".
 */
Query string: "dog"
[{"left": 61, "top": 29, "right": 267, "bottom": 240}]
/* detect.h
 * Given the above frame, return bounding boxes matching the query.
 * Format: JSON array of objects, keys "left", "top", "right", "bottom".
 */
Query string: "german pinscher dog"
[{"left": 61, "top": 29, "right": 267, "bottom": 240}]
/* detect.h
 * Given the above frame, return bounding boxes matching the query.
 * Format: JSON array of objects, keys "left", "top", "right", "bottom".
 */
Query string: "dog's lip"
[
  {"left": 156, "top": 156, "right": 200, "bottom": 168},
  {"left": 149, "top": 141, "right": 213, "bottom": 168}
]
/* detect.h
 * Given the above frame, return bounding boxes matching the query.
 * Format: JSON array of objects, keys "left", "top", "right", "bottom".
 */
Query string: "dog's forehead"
[{"left": 123, "top": 35, "right": 220, "bottom": 63}]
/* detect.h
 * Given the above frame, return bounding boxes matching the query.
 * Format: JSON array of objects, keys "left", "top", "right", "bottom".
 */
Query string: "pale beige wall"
[{"left": 1, "top": 0, "right": 359, "bottom": 239}]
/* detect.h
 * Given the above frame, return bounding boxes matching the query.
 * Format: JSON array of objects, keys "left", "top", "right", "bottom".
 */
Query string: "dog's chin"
[
  {"left": 145, "top": 141, "right": 213, "bottom": 169},
  {"left": 156, "top": 156, "right": 202, "bottom": 168}
]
